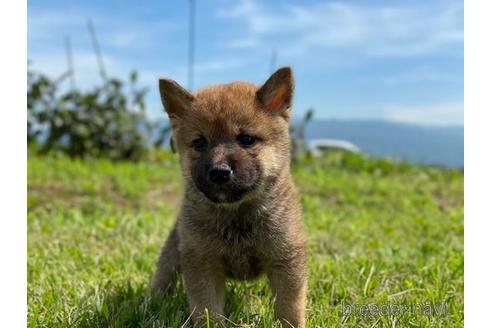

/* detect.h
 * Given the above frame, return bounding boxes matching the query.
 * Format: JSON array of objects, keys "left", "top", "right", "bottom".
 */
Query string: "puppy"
[{"left": 152, "top": 67, "right": 308, "bottom": 328}]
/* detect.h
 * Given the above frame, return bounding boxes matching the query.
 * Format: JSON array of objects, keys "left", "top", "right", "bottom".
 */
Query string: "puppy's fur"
[{"left": 152, "top": 67, "right": 308, "bottom": 327}]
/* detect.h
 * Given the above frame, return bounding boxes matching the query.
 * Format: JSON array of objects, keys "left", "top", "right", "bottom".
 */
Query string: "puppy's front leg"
[
  {"left": 181, "top": 251, "right": 225, "bottom": 322},
  {"left": 268, "top": 257, "right": 308, "bottom": 328}
]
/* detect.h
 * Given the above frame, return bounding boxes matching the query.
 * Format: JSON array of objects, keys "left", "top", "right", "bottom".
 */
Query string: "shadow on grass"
[
  {"left": 73, "top": 279, "right": 192, "bottom": 328},
  {"left": 72, "top": 279, "right": 271, "bottom": 328}
]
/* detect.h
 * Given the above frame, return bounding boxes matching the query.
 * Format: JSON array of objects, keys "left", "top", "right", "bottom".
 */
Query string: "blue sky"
[{"left": 28, "top": 0, "right": 463, "bottom": 126}]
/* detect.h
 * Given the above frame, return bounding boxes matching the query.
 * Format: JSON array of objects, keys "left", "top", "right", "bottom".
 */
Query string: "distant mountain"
[{"left": 300, "top": 119, "right": 463, "bottom": 168}]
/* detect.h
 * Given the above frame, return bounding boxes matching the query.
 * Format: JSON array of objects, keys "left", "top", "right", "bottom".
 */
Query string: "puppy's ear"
[
  {"left": 256, "top": 67, "right": 294, "bottom": 117},
  {"left": 158, "top": 79, "right": 194, "bottom": 118}
]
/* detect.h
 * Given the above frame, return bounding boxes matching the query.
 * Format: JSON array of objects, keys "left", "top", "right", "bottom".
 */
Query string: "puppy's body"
[{"left": 152, "top": 69, "right": 308, "bottom": 327}]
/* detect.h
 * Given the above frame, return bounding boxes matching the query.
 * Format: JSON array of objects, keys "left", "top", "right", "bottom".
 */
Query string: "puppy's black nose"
[{"left": 208, "top": 164, "right": 232, "bottom": 185}]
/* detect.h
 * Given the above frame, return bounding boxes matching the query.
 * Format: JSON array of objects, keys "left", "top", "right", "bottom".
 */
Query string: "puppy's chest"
[
  {"left": 213, "top": 216, "right": 268, "bottom": 280},
  {"left": 222, "top": 248, "right": 263, "bottom": 280},
  {"left": 216, "top": 216, "right": 258, "bottom": 246}
]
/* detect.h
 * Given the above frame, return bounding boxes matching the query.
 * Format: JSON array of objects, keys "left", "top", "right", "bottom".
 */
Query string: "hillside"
[{"left": 27, "top": 152, "right": 464, "bottom": 327}]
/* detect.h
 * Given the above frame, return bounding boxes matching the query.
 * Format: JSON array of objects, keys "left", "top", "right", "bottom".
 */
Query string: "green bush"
[{"left": 27, "top": 67, "right": 169, "bottom": 161}]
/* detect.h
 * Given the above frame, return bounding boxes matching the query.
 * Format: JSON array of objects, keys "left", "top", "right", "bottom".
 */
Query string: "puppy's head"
[{"left": 159, "top": 67, "right": 294, "bottom": 205}]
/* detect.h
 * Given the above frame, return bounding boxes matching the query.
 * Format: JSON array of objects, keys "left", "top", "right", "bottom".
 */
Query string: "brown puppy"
[{"left": 152, "top": 67, "right": 308, "bottom": 328}]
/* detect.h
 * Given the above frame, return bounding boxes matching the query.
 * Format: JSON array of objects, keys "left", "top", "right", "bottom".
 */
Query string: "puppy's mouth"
[
  {"left": 205, "top": 188, "right": 251, "bottom": 204},
  {"left": 202, "top": 186, "right": 253, "bottom": 204}
]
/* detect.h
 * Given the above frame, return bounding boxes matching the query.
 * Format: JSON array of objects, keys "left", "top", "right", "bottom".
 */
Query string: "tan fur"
[{"left": 152, "top": 67, "right": 308, "bottom": 327}]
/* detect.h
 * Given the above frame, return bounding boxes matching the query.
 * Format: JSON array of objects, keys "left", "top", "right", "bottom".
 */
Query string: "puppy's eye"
[
  {"left": 238, "top": 134, "right": 256, "bottom": 148},
  {"left": 192, "top": 137, "right": 208, "bottom": 152}
]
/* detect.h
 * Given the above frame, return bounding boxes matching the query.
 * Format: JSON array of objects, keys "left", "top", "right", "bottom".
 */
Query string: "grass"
[{"left": 28, "top": 151, "right": 463, "bottom": 327}]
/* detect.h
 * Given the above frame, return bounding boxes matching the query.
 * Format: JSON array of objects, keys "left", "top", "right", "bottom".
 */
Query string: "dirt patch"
[
  {"left": 145, "top": 188, "right": 182, "bottom": 208},
  {"left": 28, "top": 184, "right": 181, "bottom": 212}
]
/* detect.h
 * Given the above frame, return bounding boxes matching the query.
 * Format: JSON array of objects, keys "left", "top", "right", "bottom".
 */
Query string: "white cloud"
[
  {"left": 29, "top": 50, "right": 113, "bottom": 91},
  {"left": 136, "top": 58, "right": 244, "bottom": 90},
  {"left": 382, "top": 66, "right": 462, "bottom": 85},
  {"left": 195, "top": 59, "right": 243, "bottom": 73},
  {"left": 384, "top": 101, "right": 464, "bottom": 126},
  {"left": 28, "top": 7, "right": 176, "bottom": 49},
  {"left": 218, "top": 0, "right": 463, "bottom": 58},
  {"left": 225, "top": 37, "right": 260, "bottom": 49}
]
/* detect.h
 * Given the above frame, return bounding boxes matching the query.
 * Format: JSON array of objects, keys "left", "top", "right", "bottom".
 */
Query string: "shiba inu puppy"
[{"left": 152, "top": 67, "right": 308, "bottom": 327}]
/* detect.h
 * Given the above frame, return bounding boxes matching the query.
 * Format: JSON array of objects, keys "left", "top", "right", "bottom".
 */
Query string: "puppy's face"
[{"left": 159, "top": 67, "right": 294, "bottom": 204}]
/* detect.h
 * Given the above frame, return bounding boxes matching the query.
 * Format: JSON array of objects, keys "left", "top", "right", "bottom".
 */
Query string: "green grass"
[{"left": 28, "top": 151, "right": 463, "bottom": 327}]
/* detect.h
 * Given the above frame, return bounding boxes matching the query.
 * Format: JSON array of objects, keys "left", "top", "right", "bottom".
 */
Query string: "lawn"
[{"left": 27, "top": 151, "right": 464, "bottom": 327}]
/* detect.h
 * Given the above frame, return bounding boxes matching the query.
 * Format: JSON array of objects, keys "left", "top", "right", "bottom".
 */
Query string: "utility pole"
[
  {"left": 188, "top": 0, "right": 196, "bottom": 91},
  {"left": 64, "top": 36, "right": 76, "bottom": 92},
  {"left": 87, "top": 19, "right": 107, "bottom": 82}
]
